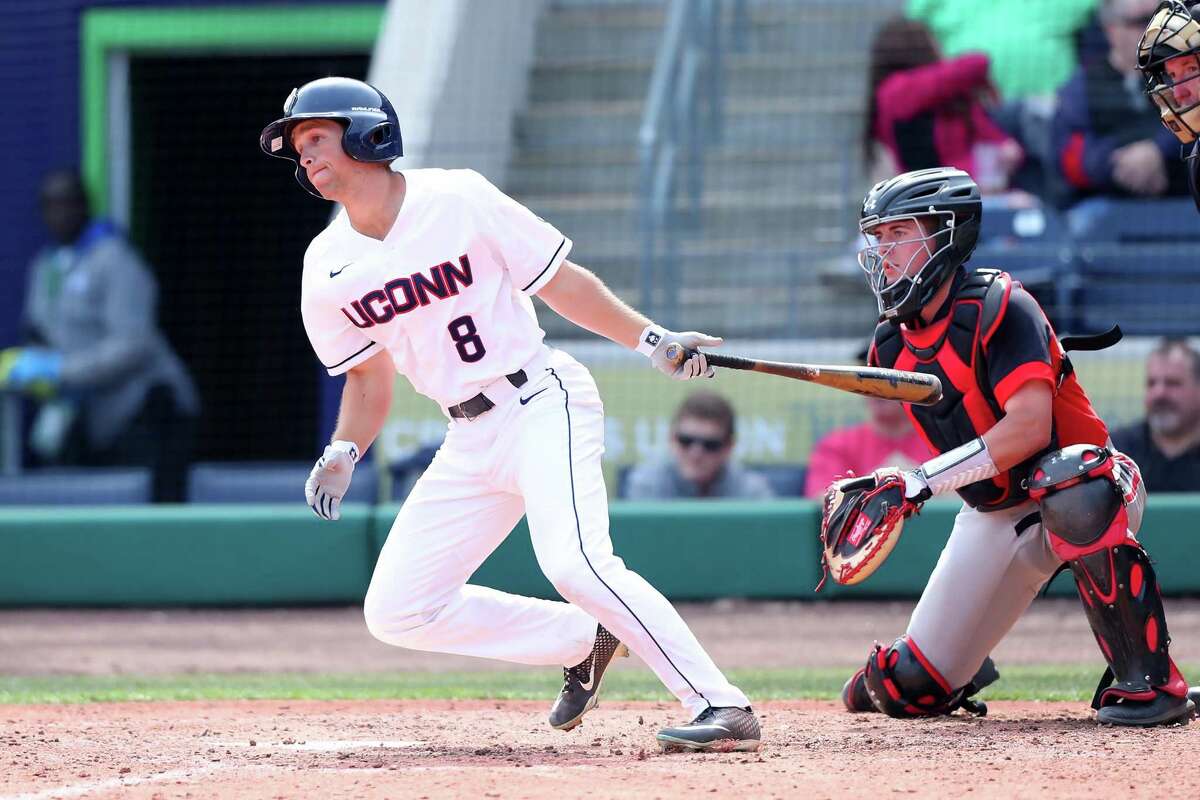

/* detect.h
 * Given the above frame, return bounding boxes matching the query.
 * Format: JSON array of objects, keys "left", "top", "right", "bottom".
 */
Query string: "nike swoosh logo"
[
  {"left": 579, "top": 674, "right": 595, "bottom": 691},
  {"left": 520, "top": 388, "right": 548, "bottom": 405},
  {"left": 673, "top": 724, "right": 731, "bottom": 735},
  {"left": 329, "top": 262, "right": 353, "bottom": 278}
]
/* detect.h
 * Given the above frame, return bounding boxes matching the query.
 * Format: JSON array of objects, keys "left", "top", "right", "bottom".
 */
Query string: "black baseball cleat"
[
  {"left": 1189, "top": 686, "right": 1200, "bottom": 708},
  {"left": 656, "top": 706, "right": 761, "bottom": 753},
  {"left": 842, "top": 668, "right": 876, "bottom": 713},
  {"left": 1096, "top": 690, "right": 1196, "bottom": 727},
  {"left": 548, "top": 625, "right": 628, "bottom": 731}
]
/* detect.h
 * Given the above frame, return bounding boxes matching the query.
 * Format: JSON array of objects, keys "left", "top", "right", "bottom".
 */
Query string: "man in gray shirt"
[
  {"left": 624, "top": 391, "right": 773, "bottom": 500},
  {"left": 1, "top": 170, "right": 199, "bottom": 501}
]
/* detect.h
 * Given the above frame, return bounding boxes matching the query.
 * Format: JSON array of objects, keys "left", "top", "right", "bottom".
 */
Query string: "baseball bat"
[{"left": 664, "top": 344, "right": 943, "bottom": 406}]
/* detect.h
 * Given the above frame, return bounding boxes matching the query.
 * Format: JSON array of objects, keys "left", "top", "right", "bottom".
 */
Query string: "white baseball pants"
[{"left": 364, "top": 347, "right": 749, "bottom": 717}]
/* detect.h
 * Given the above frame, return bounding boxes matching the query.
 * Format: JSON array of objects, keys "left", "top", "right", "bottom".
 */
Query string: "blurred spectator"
[
  {"left": 1110, "top": 338, "right": 1200, "bottom": 492},
  {"left": 865, "top": 17, "right": 1024, "bottom": 195},
  {"left": 1, "top": 169, "right": 200, "bottom": 501},
  {"left": 907, "top": 0, "right": 1101, "bottom": 101},
  {"left": 624, "top": 391, "right": 773, "bottom": 500},
  {"left": 803, "top": 345, "right": 930, "bottom": 497},
  {"left": 1051, "top": 0, "right": 1191, "bottom": 211}
]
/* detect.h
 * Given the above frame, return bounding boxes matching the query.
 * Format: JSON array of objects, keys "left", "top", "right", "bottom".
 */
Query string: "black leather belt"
[{"left": 447, "top": 370, "right": 528, "bottom": 420}]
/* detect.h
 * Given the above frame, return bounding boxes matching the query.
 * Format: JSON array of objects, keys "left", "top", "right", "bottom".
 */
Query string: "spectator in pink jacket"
[
  {"left": 865, "top": 17, "right": 1024, "bottom": 194},
  {"left": 803, "top": 395, "right": 931, "bottom": 499}
]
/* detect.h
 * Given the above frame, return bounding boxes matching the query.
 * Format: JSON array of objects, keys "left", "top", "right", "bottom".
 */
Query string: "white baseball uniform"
[{"left": 300, "top": 168, "right": 749, "bottom": 717}]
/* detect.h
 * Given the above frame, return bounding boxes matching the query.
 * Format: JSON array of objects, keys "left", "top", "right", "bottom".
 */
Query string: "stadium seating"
[
  {"left": 0, "top": 467, "right": 153, "bottom": 506},
  {"left": 977, "top": 202, "right": 1066, "bottom": 248},
  {"left": 1067, "top": 197, "right": 1200, "bottom": 242},
  {"left": 615, "top": 462, "right": 806, "bottom": 499},
  {"left": 186, "top": 461, "right": 379, "bottom": 504},
  {"left": 1075, "top": 243, "right": 1200, "bottom": 335},
  {"left": 970, "top": 242, "right": 1078, "bottom": 330},
  {"left": 746, "top": 463, "right": 807, "bottom": 497},
  {"left": 388, "top": 444, "right": 440, "bottom": 502}
]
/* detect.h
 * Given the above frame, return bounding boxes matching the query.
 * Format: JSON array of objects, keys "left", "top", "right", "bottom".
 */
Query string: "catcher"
[
  {"left": 824, "top": 166, "right": 1197, "bottom": 726},
  {"left": 1137, "top": 0, "right": 1200, "bottom": 211}
]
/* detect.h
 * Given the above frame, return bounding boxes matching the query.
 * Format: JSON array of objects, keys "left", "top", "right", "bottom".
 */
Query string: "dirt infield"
[
  {"left": 2, "top": 600, "right": 1200, "bottom": 798},
  {"left": 4, "top": 598, "right": 1200, "bottom": 675},
  {"left": 1, "top": 699, "right": 1195, "bottom": 800}
]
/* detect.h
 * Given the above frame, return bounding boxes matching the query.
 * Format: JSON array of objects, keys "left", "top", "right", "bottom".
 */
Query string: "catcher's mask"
[
  {"left": 858, "top": 168, "right": 981, "bottom": 325},
  {"left": 1138, "top": 1, "right": 1200, "bottom": 148}
]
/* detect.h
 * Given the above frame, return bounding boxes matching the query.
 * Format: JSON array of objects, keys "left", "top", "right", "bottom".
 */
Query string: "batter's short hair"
[
  {"left": 672, "top": 391, "right": 736, "bottom": 442},
  {"left": 1152, "top": 337, "right": 1200, "bottom": 382}
]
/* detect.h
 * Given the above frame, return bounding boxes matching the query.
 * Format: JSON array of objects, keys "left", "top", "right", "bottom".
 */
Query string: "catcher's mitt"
[{"left": 818, "top": 470, "right": 921, "bottom": 589}]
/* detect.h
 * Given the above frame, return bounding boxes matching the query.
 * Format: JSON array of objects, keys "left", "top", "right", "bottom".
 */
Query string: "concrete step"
[
  {"left": 506, "top": 152, "right": 851, "bottom": 195},
  {"left": 518, "top": 191, "right": 857, "bottom": 253},
  {"left": 528, "top": 54, "right": 863, "bottom": 103},
  {"left": 515, "top": 97, "right": 862, "bottom": 150},
  {"left": 573, "top": 246, "right": 851, "bottom": 289},
  {"left": 535, "top": 0, "right": 905, "bottom": 59},
  {"left": 537, "top": 279, "right": 878, "bottom": 339}
]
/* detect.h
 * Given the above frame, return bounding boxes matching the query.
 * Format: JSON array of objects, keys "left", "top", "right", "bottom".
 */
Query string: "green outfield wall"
[{"left": 0, "top": 498, "right": 1196, "bottom": 606}]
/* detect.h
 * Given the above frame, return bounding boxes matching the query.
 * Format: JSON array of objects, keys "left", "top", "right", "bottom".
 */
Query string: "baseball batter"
[
  {"left": 832, "top": 167, "right": 1197, "bottom": 726},
  {"left": 258, "top": 77, "right": 759, "bottom": 752}
]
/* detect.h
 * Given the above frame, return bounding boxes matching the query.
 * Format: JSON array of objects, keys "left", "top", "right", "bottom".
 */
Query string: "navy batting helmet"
[
  {"left": 857, "top": 167, "right": 982, "bottom": 325},
  {"left": 259, "top": 77, "right": 403, "bottom": 197}
]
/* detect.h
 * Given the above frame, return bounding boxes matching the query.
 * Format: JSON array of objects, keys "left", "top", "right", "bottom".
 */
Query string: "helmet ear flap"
[{"left": 369, "top": 124, "right": 391, "bottom": 146}]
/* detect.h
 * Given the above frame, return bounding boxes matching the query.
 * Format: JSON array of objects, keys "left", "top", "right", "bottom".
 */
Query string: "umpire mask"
[{"left": 1138, "top": 1, "right": 1200, "bottom": 146}]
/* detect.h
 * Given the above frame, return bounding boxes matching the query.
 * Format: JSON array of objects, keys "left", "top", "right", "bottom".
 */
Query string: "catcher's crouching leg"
[
  {"left": 1030, "top": 445, "right": 1194, "bottom": 727},
  {"left": 855, "top": 636, "right": 998, "bottom": 717}
]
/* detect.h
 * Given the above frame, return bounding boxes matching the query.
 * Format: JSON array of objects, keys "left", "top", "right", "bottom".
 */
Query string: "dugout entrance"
[{"left": 80, "top": 5, "right": 383, "bottom": 461}]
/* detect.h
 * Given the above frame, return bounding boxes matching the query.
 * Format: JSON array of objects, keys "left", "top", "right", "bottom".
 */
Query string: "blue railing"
[{"left": 637, "top": 0, "right": 725, "bottom": 326}]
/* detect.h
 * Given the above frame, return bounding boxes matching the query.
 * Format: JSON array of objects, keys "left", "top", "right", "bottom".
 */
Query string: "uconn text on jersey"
[{"left": 340, "top": 255, "right": 474, "bottom": 328}]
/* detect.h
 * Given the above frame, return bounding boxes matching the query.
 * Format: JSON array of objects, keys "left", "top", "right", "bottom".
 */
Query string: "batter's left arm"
[
  {"left": 537, "top": 260, "right": 719, "bottom": 379},
  {"left": 330, "top": 348, "right": 395, "bottom": 455}
]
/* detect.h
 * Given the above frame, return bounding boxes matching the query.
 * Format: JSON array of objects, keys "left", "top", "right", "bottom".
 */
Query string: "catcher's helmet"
[
  {"left": 259, "top": 77, "right": 403, "bottom": 197},
  {"left": 857, "top": 167, "right": 981, "bottom": 325},
  {"left": 1137, "top": 1, "right": 1200, "bottom": 146}
]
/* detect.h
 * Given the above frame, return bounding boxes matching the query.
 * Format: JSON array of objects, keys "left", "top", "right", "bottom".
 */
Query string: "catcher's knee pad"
[
  {"left": 1029, "top": 445, "right": 1186, "bottom": 706},
  {"left": 861, "top": 636, "right": 970, "bottom": 718},
  {"left": 1028, "top": 444, "right": 1129, "bottom": 556}
]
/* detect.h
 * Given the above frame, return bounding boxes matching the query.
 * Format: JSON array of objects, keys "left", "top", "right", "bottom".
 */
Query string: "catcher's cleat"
[
  {"left": 950, "top": 656, "right": 999, "bottom": 717},
  {"left": 842, "top": 668, "right": 876, "bottom": 713},
  {"left": 1097, "top": 690, "right": 1195, "bottom": 727},
  {"left": 549, "top": 624, "right": 628, "bottom": 731},
  {"left": 657, "top": 706, "right": 761, "bottom": 753},
  {"left": 956, "top": 698, "right": 988, "bottom": 717},
  {"left": 1190, "top": 686, "right": 1200, "bottom": 707}
]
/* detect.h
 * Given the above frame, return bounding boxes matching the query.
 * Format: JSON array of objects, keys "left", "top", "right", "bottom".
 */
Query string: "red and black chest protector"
[{"left": 870, "top": 268, "right": 1108, "bottom": 511}]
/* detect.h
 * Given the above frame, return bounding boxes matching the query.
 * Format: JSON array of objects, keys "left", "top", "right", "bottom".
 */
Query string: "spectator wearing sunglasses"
[{"left": 624, "top": 392, "right": 774, "bottom": 500}]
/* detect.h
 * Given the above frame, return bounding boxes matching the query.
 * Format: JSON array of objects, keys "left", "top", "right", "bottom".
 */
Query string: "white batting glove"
[
  {"left": 304, "top": 440, "right": 360, "bottom": 521},
  {"left": 636, "top": 325, "right": 723, "bottom": 380}
]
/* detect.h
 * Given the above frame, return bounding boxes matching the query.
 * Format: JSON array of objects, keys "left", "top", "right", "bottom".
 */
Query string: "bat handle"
[{"left": 661, "top": 344, "right": 751, "bottom": 371}]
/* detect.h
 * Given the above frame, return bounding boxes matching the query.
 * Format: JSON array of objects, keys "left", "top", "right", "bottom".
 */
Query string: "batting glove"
[
  {"left": 305, "top": 440, "right": 360, "bottom": 521},
  {"left": 636, "top": 325, "right": 722, "bottom": 380},
  {"left": 0, "top": 347, "right": 63, "bottom": 391}
]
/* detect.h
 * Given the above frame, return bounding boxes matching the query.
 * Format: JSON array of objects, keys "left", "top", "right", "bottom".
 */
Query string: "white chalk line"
[{"left": 0, "top": 764, "right": 227, "bottom": 800}]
